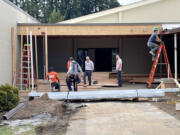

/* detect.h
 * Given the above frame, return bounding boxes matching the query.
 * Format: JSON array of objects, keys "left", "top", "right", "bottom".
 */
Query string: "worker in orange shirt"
[
  {"left": 46, "top": 67, "right": 61, "bottom": 92},
  {"left": 67, "top": 57, "right": 73, "bottom": 71}
]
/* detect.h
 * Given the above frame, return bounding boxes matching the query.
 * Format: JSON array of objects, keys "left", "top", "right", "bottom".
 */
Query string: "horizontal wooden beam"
[{"left": 17, "top": 24, "right": 162, "bottom": 36}]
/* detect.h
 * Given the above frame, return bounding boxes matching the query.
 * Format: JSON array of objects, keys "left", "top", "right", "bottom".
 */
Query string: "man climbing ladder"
[
  {"left": 147, "top": 43, "right": 173, "bottom": 88},
  {"left": 147, "top": 27, "right": 162, "bottom": 61}
]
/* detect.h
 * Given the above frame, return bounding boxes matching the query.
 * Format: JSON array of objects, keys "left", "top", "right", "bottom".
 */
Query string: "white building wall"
[
  {"left": 81, "top": 13, "right": 119, "bottom": 23},
  {"left": 0, "top": 0, "right": 38, "bottom": 85},
  {"left": 123, "top": 0, "right": 180, "bottom": 23},
  {"left": 68, "top": 0, "right": 180, "bottom": 23}
]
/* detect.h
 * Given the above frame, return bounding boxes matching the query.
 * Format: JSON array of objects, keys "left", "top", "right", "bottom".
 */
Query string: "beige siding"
[
  {"left": 81, "top": 13, "right": 119, "bottom": 23},
  {"left": 0, "top": 0, "right": 38, "bottom": 85},
  {"left": 71, "top": 0, "right": 180, "bottom": 23},
  {"left": 123, "top": 0, "right": 180, "bottom": 23}
]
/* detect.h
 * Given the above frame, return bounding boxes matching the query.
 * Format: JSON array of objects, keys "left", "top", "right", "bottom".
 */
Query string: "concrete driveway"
[{"left": 66, "top": 102, "right": 180, "bottom": 135}]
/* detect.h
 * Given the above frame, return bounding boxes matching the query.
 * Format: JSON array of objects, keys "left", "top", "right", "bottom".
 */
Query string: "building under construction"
[{"left": 0, "top": 0, "right": 180, "bottom": 87}]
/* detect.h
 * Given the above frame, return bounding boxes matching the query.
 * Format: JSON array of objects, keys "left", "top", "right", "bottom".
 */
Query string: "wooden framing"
[
  {"left": 20, "top": 35, "right": 23, "bottom": 90},
  {"left": 45, "top": 28, "right": 48, "bottom": 75},
  {"left": 35, "top": 35, "right": 39, "bottom": 86},
  {"left": 17, "top": 24, "right": 162, "bottom": 36},
  {"left": 11, "top": 27, "right": 16, "bottom": 86}
]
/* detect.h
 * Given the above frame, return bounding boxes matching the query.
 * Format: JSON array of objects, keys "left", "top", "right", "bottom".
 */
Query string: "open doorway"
[{"left": 77, "top": 48, "right": 118, "bottom": 72}]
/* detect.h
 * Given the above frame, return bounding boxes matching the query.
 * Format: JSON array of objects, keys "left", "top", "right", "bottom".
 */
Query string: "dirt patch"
[
  {"left": 35, "top": 103, "right": 81, "bottom": 135},
  {"left": 3, "top": 94, "right": 83, "bottom": 135},
  {"left": 12, "top": 97, "right": 64, "bottom": 120},
  {"left": 152, "top": 93, "right": 180, "bottom": 120}
]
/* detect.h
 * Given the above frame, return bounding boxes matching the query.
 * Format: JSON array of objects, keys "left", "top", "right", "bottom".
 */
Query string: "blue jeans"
[
  {"left": 83, "top": 70, "right": 92, "bottom": 85},
  {"left": 51, "top": 82, "right": 60, "bottom": 92},
  {"left": 147, "top": 42, "right": 159, "bottom": 59},
  {"left": 66, "top": 75, "right": 79, "bottom": 91},
  {"left": 117, "top": 71, "right": 122, "bottom": 87}
]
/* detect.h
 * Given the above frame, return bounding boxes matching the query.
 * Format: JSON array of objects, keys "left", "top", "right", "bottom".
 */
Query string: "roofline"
[
  {"left": 17, "top": 22, "right": 180, "bottom": 26},
  {"left": 2, "top": 0, "right": 39, "bottom": 23},
  {"left": 166, "top": 28, "right": 180, "bottom": 33},
  {"left": 59, "top": 0, "right": 161, "bottom": 23}
]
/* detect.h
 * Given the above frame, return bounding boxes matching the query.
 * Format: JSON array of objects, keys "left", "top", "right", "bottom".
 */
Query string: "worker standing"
[
  {"left": 67, "top": 57, "right": 73, "bottom": 71},
  {"left": 66, "top": 57, "right": 83, "bottom": 91},
  {"left": 147, "top": 27, "right": 162, "bottom": 61},
  {"left": 46, "top": 67, "right": 61, "bottom": 92},
  {"left": 83, "top": 56, "right": 94, "bottom": 87},
  {"left": 116, "top": 54, "right": 122, "bottom": 87}
]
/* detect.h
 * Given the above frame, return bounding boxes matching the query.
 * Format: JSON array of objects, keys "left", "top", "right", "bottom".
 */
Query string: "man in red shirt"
[
  {"left": 46, "top": 67, "right": 61, "bottom": 92},
  {"left": 67, "top": 57, "right": 73, "bottom": 71}
]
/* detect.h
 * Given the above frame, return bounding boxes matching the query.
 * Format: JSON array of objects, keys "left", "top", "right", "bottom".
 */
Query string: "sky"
[{"left": 118, "top": 0, "right": 143, "bottom": 5}]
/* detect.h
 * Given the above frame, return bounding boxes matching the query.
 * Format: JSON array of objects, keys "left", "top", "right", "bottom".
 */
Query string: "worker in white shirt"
[
  {"left": 116, "top": 54, "right": 122, "bottom": 87},
  {"left": 83, "top": 56, "right": 94, "bottom": 87}
]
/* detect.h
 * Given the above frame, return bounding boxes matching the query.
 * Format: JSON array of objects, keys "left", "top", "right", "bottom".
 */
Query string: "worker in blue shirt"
[{"left": 147, "top": 27, "right": 162, "bottom": 61}]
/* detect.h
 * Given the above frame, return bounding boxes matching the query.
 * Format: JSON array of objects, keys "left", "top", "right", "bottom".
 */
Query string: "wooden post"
[
  {"left": 11, "top": 27, "right": 16, "bottom": 86},
  {"left": 20, "top": 35, "right": 23, "bottom": 90},
  {"left": 45, "top": 28, "right": 48, "bottom": 76},
  {"left": 35, "top": 35, "right": 39, "bottom": 88},
  {"left": 26, "top": 28, "right": 30, "bottom": 89}
]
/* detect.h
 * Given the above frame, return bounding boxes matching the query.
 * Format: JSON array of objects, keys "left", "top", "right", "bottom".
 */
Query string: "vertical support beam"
[
  {"left": 45, "top": 28, "right": 48, "bottom": 76},
  {"left": 174, "top": 33, "right": 178, "bottom": 79},
  {"left": 11, "top": 27, "right": 16, "bottom": 86},
  {"left": 20, "top": 35, "right": 23, "bottom": 90},
  {"left": 35, "top": 35, "right": 39, "bottom": 88},
  {"left": 26, "top": 28, "right": 30, "bottom": 89}
]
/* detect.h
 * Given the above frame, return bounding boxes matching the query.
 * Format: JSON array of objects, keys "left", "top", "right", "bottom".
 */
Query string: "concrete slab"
[{"left": 66, "top": 103, "right": 180, "bottom": 135}]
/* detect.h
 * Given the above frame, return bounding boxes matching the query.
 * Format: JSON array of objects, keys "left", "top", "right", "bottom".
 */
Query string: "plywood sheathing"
[{"left": 17, "top": 24, "right": 162, "bottom": 36}]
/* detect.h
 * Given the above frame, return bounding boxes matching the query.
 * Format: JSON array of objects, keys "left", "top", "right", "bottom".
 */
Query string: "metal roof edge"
[{"left": 17, "top": 22, "right": 180, "bottom": 26}]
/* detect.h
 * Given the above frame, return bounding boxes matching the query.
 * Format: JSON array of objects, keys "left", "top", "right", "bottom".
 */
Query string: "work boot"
[{"left": 149, "top": 51, "right": 155, "bottom": 56}]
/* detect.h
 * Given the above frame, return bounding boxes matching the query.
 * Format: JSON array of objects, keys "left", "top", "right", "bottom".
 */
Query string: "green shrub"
[{"left": 0, "top": 84, "right": 19, "bottom": 112}]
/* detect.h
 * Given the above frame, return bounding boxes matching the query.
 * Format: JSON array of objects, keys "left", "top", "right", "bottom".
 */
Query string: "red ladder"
[
  {"left": 147, "top": 44, "right": 173, "bottom": 88},
  {"left": 16, "top": 44, "right": 37, "bottom": 90}
]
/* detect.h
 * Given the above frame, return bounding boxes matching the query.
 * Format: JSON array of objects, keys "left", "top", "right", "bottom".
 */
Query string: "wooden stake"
[
  {"left": 20, "top": 35, "right": 23, "bottom": 90},
  {"left": 11, "top": 27, "right": 16, "bottom": 86},
  {"left": 35, "top": 35, "right": 39, "bottom": 88}
]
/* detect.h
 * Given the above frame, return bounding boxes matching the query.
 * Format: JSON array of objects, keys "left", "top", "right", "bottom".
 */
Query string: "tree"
[
  {"left": 8, "top": 0, "right": 120, "bottom": 23},
  {"left": 48, "top": 9, "right": 64, "bottom": 23}
]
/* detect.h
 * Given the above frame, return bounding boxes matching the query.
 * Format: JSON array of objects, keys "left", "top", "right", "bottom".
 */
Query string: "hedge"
[{"left": 0, "top": 84, "right": 19, "bottom": 112}]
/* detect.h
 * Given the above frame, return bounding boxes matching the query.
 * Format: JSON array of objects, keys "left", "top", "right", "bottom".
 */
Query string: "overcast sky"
[{"left": 118, "top": 0, "right": 143, "bottom": 5}]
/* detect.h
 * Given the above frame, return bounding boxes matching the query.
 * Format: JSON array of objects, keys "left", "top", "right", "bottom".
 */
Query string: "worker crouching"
[
  {"left": 46, "top": 67, "right": 61, "bottom": 92},
  {"left": 66, "top": 57, "right": 83, "bottom": 91}
]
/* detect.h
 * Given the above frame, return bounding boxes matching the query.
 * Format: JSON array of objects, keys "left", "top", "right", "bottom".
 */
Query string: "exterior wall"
[
  {"left": 81, "top": 13, "right": 119, "bottom": 23},
  {"left": 48, "top": 38, "right": 73, "bottom": 72},
  {"left": 122, "top": 37, "right": 152, "bottom": 74},
  {"left": 0, "top": 0, "right": 38, "bottom": 85},
  {"left": 71, "top": 0, "right": 180, "bottom": 23},
  {"left": 123, "top": 0, "right": 180, "bottom": 23},
  {"left": 47, "top": 37, "right": 152, "bottom": 74},
  {"left": 76, "top": 38, "right": 119, "bottom": 48}
]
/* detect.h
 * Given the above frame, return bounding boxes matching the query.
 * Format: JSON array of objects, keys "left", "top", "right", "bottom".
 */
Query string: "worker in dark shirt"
[{"left": 147, "top": 27, "right": 162, "bottom": 61}]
